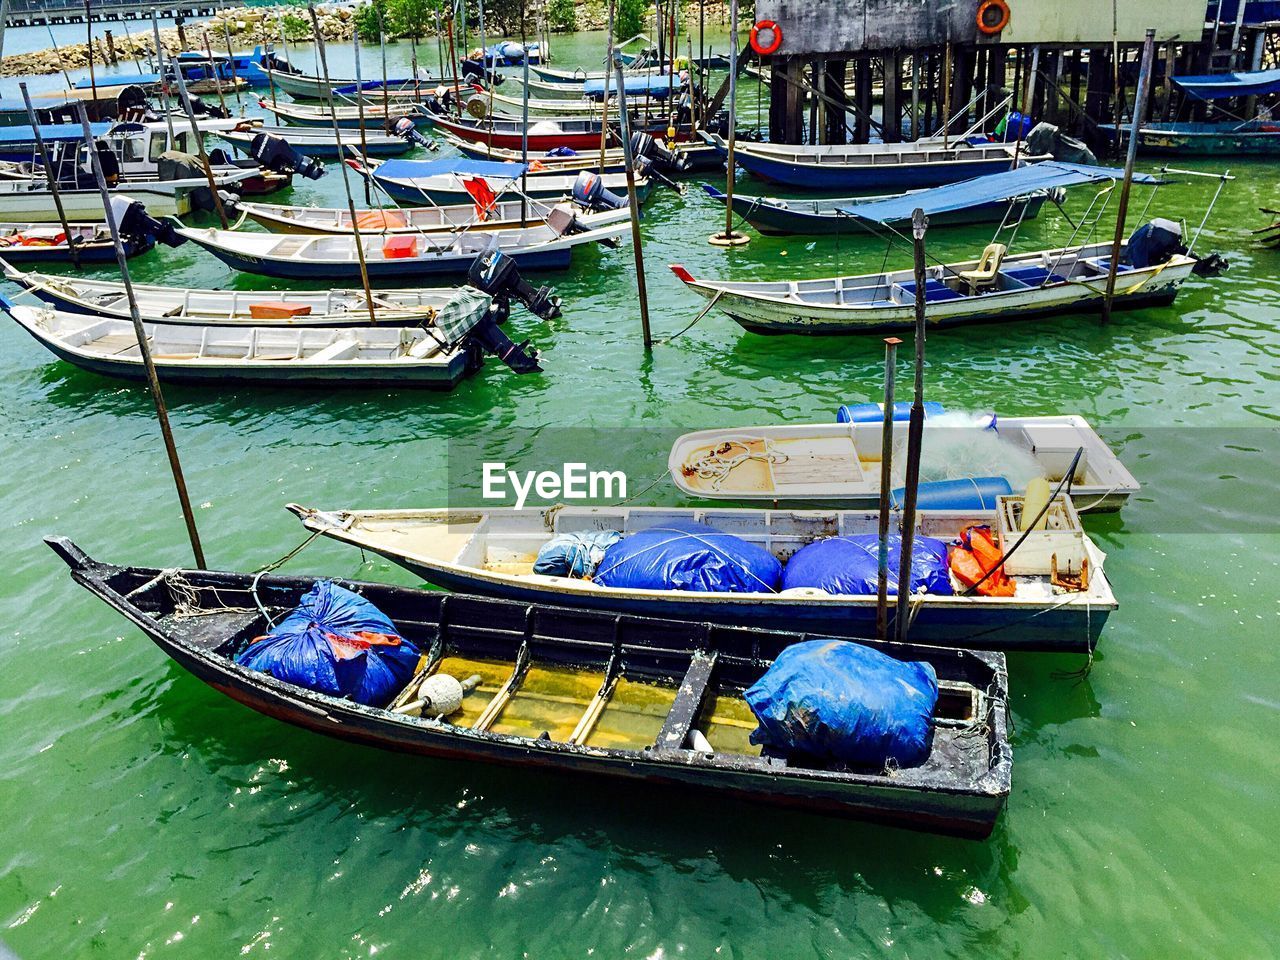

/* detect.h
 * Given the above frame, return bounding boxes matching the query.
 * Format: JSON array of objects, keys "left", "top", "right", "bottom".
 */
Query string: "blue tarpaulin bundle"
[
  {"left": 593, "top": 520, "right": 782, "bottom": 593},
  {"left": 235, "top": 581, "right": 420, "bottom": 707},
  {"left": 781, "top": 534, "right": 953, "bottom": 596},
  {"left": 745, "top": 639, "right": 938, "bottom": 767},
  {"left": 533, "top": 530, "right": 623, "bottom": 578}
]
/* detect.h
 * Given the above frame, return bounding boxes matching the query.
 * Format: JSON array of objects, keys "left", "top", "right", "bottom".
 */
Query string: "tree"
[
  {"left": 354, "top": 0, "right": 390, "bottom": 43},
  {"left": 546, "top": 0, "right": 576, "bottom": 32},
  {"left": 388, "top": 0, "right": 440, "bottom": 40},
  {"left": 614, "top": 0, "right": 648, "bottom": 41}
]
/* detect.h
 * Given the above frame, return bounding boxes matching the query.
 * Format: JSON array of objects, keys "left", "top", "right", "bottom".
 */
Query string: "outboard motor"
[
  {"left": 248, "top": 132, "right": 325, "bottom": 180},
  {"left": 111, "top": 196, "right": 184, "bottom": 248},
  {"left": 468, "top": 248, "right": 562, "bottom": 320},
  {"left": 392, "top": 116, "right": 436, "bottom": 150},
  {"left": 1025, "top": 121, "right": 1098, "bottom": 166},
  {"left": 571, "top": 170, "right": 628, "bottom": 212},
  {"left": 1124, "top": 218, "right": 1187, "bottom": 269},
  {"left": 630, "top": 132, "right": 690, "bottom": 173},
  {"left": 467, "top": 308, "right": 542, "bottom": 374}
]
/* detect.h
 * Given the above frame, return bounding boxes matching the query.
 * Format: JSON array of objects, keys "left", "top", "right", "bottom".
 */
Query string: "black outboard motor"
[
  {"left": 468, "top": 248, "right": 562, "bottom": 320},
  {"left": 111, "top": 196, "right": 185, "bottom": 248},
  {"left": 247, "top": 132, "right": 325, "bottom": 180},
  {"left": 630, "top": 131, "right": 690, "bottom": 173},
  {"left": 391, "top": 116, "right": 436, "bottom": 151},
  {"left": 186, "top": 94, "right": 230, "bottom": 120},
  {"left": 467, "top": 310, "right": 542, "bottom": 374},
  {"left": 460, "top": 58, "right": 503, "bottom": 86},
  {"left": 1125, "top": 218, "right": 1187, "bottom": 268},
  {"left": 571, "top": 170, "right": 628, "bottom": 212}
]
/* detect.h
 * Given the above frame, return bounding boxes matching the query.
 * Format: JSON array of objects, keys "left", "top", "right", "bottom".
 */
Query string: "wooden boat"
[
  {"left": 232, "top": 199, "right": 630, "bottom": 236},
  {"left": 1096, "top": 120, "right": 1280, "bottom": 156},
  {"left": 669, "top": 414, "right": 1138, "bottom": 513},
  {"left": 445, "top": 133, "right": 721, "bottom": 173},
  {"left": 1, "top": 302, "right": 479, "bottom": 388},
  {"left": 529, "top": 52, "right": 726, "bottom": 85},
  {"left": 0, "top": 179, "right": 221, "bottom": 220},
  {"left": 1, "top": 261, "right": 482, "bottom": 327},
  {"left": 175, "top": 215, "right": 628, "bottom": 281},
  {"left": 259, "top": 98, "right": 434, "bottom": 129},
  {"left": 0, "top": 222, "right": 153, "bottom": 262},
  {"left": 670, "top": 235, "right": 1197, "bottom": 335},
  {"left": 266, "top": 70, "right": 467, "bottom": 102},
  {"left": 1253, "top": 208, "right": 1280, "bottom": 247},
  {"left": 358, "top": 156, "right": 650, "bottom": 206},
  {"left": 287, "top": 503, "right": 1116, "bottom": 652},
  {"left": 701, "top": 184, "right": 1049, "bottom": 235},
  {"left": 424, "top": 109, "right": 693, "bottom": 152},
  {"left": 48, "top": 537, "right": 1012, "bottom": 838},
  {"left": 702, "top": 133, "right": 1045, "bottom": 191},
  {"left": 218, "top": 123, "right": 414, "bottom": 159}
]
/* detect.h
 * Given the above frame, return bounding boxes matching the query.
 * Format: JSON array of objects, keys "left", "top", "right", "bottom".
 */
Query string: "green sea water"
[{"left": 2, "top": 27, "right": 1278, "bottom": 959}]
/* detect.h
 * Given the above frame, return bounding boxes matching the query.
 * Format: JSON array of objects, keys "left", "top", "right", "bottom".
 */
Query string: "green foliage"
[
  {"left": 614, "top": 0, "right": 649, "bottom": 41},
  {"left": 354, "top": 0, "right": 391, "bottom": 43},
  {"left": 388, "top": 0, "right": 440, "bottom": 40},
  {"left": 278, "top": 12, "right": 311, "bottom": 42},
  {"left": 546, "top": 0, "right": 577, "bottom": 32}
]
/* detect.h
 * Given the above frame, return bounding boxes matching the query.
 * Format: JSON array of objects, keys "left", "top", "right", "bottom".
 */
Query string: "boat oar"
[{"left": 19, "top": 83, "right": 80, "bottom": 270}]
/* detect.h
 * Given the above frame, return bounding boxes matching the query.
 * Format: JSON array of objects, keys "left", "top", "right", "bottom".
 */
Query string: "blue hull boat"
[
  {"left": 1097, "top": 120, "right": 1280, "bottom": 156},
  {"left": 704, "top": 133, "right": 1041, "bottom": 191}
]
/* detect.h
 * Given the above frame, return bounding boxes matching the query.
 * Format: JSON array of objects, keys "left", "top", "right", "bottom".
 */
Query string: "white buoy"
[{"left": 418, "top": 674, "right": 465, "bottom": 716}]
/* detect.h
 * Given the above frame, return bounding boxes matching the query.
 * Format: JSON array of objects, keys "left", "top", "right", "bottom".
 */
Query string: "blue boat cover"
[
  {"left": 533, "top": 530, "right": 623, "bottom": 578},
  {"left": 582, "top": 74, "right": 682, "bottom": 99},
  {"left": 594, "top": 520, "right": 782, "bottom": 593},
  {"left": 235, "top": 581, "right": 420, "bottom": 708},
  {"left": 372, "top": 157, "right": 528, "bottom": 181},
  {"left": 781, "top": 534, "right": 953, "bottom": 596},
  {"left": 0, "top": 123, "right": 110, "bottom": 143},
  {"left": 332, "top": 79, "right": 414, "bottom": 94},
  {"left": 75, "top": 73, "right": 162, "bottom": 88},
  {"left": 1172, "top": 67, "right": 1280, "bottom": 100},
  {"left": 745, "top": 639, "right": 939, "bottom": 767},
  {"left": 838, "top": 160, "right": 1163, "bottom": 224}
]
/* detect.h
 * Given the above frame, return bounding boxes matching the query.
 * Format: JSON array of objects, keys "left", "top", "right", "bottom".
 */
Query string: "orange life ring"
[
  {"left": 750, "top": 20, "right": 782, "bottom": 57},
  {"left": 976, "top": 0, "right": 1010, "bottom": 34}
]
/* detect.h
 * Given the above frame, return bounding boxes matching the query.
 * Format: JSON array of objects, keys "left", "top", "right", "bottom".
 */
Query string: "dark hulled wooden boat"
[{"left": 48, "top": 536, "right": 1012, "bottom": 839}]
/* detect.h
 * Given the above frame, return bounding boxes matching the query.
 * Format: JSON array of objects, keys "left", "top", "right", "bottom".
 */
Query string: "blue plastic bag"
[
  {"left": 593, "top": 520, "right": 782, "bottom": 593},
  {"left": 533, "top": 530, "right": 623, "bottom": 578},
  {"left": 745, "top": 639, "right": 938, "bottom": 767},
  {"left": 781, "top": 534, "right": 953, "bottom": 596},
  {"left": 235, "top": 581, "right": 420, "bottom": 707}
]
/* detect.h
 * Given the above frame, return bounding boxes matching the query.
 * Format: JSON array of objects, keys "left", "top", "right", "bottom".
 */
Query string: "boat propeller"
[{"left": 390, "top": 116, "right": 437, "bottom": 151}]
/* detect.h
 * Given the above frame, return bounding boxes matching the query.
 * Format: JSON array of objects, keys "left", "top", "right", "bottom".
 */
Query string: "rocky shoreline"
[{"left": 0, "top": 5, "right": 356, "bottom": 80}]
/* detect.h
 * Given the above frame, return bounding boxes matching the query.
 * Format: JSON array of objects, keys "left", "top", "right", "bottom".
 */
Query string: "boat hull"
[
  {"left": 1098, "top": 121, "right": 1280, "bottom": 156},
  {"left": 0, "top": 235, "right": 151, "bottom": 262},
  {"left": 716, "top": 190, "right": 1046, "bottom": 235},
  {"left": 53, "top": 543, "right": 1011, "bottom": 839},
  {"left": 728, "top": 146, "right": 1020, "bottom": 191}
]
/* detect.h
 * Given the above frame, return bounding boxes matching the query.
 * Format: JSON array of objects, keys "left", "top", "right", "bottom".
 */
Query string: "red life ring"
[
  {"left": 976, "top": 0, "right": 1010, "bottom": 35},
  {"left": 750, "top": 20, "right": 782, "bottom": 56}
]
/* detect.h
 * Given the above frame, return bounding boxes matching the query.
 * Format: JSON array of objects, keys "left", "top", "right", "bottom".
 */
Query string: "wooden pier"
[{"left": 1, "top": 0, "right": 219, "bottom": 27}]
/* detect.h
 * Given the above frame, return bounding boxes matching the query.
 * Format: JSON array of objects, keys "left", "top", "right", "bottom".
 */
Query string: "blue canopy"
[
  {"left": 1173, "top": 68, "right": 1280, "bottom": 100},
  {"left": 582, "top": 73, "right": 683, "bottom": 100},
  {"left": 75, "top": 73, "right": 162, "bottom": 89},
  {"left": 372, "top": 157, "right": 528, "bottom": 181},
  {"left": 838, "top": 161, "right": 1164, "bottom": 225},
  {"left": 0, "top": 123, "right": 111, "bottom": 144},
  {"left": 332, "top": 79, "right": 415, "bottom": 94}
]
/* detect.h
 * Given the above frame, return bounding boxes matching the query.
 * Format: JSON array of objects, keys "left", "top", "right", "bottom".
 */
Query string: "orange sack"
[{"left": 949, "top": 525, "right": 1017, "bottom": 597}]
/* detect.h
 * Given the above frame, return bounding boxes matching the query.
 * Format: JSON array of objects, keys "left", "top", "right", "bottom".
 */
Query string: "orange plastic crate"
[
  {"left": 383, "top": 235, "right": 418, "bottom": 259},
  {"left": 248, "top": 301, "right": 314, "bottom": 319}
]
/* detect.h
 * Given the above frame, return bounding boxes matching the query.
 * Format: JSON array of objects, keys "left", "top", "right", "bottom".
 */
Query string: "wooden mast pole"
[
  {"left": 875, "top": 336, "right": 902, "bottom": 641},
  {"left": 710, "top": 0, "right": 747, "bottom": 245},
  {"left": 1102, "top": 28, "right": 1156, "bottom": 325},
  {"left": 20, "top": 83, "right": 82, "bottom": 270},
  {"left": 75, "top": 101, "right": 206, "bottom": 570},
  {"left": 613, "top": 46, "right": 652, "bottom": 351}
]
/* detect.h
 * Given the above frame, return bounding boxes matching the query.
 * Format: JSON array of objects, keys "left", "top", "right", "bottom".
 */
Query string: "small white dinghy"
[
  {"left": 669, "top": 409, "right": 1139, "bottom": 513},
  {"left": 288, "top": 503, "right": 1117, "bottom": 653},
  {"left": 2, "top": 302, "right": 480, "bottom": 389}
]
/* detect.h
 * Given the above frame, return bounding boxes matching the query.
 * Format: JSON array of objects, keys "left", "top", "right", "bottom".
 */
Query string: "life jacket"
[{"left": 949, "top": 525, "right": 1016, "bottom": 597}]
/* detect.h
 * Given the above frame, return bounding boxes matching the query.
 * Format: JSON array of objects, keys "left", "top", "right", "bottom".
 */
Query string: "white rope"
[{"left": 681, "top": 435, "right": 789, "bottom": 491}]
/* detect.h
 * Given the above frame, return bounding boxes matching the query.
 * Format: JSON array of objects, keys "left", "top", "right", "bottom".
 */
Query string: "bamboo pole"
[
  {"left": 709, "top": 0, "right": 747, "bottom": 245},
  {"left": 1102, "top": 29, "right": 1156, "bottom": 325},
  {"left": 598, "top": 0, "right": 614, "bottom": 171},
  {"left": 20, "top": 83, "right": 81, "bottom": 270},
  {"left": 354, "top": 29, "right": 371, "bottom": 204},
  {"left": 612, "top": 47, "right": 652, "bottom": 351},
  {"left": 307, "top": 2, "right": 378, "bottom": 327},
  {"left": 168, "top": 44, "right": 230, "bottom": 229},
  {"left": 222, "top": 22, "right": 243, "bottom": 108},
  {"left": 892, "top": 208, "right": 930, "bottom": 645},
  {"left": 378, "top": 6, "right": 390, "bottom": 118},
  {"left": 85, "top": 0, "right": 99, "bottom": 109},
  {"left": 74, "top": 101, "right": 206, "bottom": 570},
  {"left": 201, "top": 30, "right": 230, "bottom": 117},
  {"left": 150, "top": 11, "right": 178, "bottom": 157},
  {"left": 875, "top": 336, "right": 901, "bottom": 641}
]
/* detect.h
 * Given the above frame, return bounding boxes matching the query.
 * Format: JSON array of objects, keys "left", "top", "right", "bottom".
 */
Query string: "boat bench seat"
[
  {"left": 893, "top": 279, "right": 964, "bottom": 303},
  {"left": 1001, "top": 265, "right": 1066, "bottom": 287},
  {"left": 307, "top": 337, "right": 359, "bottom": 362}
]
